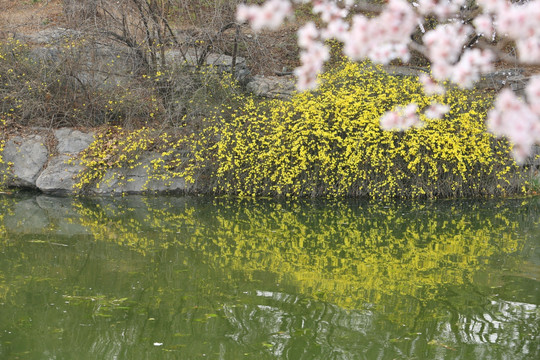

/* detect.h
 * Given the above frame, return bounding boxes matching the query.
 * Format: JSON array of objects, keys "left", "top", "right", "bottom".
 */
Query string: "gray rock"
[
  {"left": 246, "top": 75, "right": 296, "bottom": 99},
  {"left": 2, "top": 135, "right": 48, "bottom": 188},
  {"left": 36, "top": 155, "right": 83, "bottom": 194},
  {"left": 29, "top": 46, "right": 60, "bottom": 63},
  {"left": 25, "top": 27, "right": 83, "bottom": 45},
  {"left": 527, "top": 145, "right": 540, "bottom": 167},
  {"left": 165, "top": 49, "right": 246, "bottom": 69},
  {"left": 28, "top": 29, "right": 142, "bottom": 90},
  {"left": 54, "top": 128, "right": 95, "bottom": 154},
  {"left": 92, "top": 152, "right": 187, "bottom": 194},
  {"left": 382, "top": 65, "right": 428, "bottom": 77}
]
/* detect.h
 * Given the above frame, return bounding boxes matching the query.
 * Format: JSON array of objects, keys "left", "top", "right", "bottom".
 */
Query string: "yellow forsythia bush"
[
  {"left": 77, "top": 60, "right": 525, "bottom": 198},
  {"left": 183, "top": 60, "right": 524, "bottom": 198}
]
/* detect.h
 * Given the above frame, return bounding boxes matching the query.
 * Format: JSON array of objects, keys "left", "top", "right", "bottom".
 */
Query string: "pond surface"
[{"left": 0, "top": 194, "right": 538, "bottom": 359}]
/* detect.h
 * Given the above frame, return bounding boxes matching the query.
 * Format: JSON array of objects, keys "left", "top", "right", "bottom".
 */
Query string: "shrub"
[
  {"left": 0, "top": 37, "right": 154, "bottom": 127},
  {"left": 73, "top": 70, "right": 244, "bottom": 191},
  {"left": 0, "top": 115, "right": 6, "bottom": 190},
  {"left": 0, "top": 37, "right": 243, "bottom": 129},
  {"left": 75, "top": 60, "right": 526, "bottom": 198},
  {"left": 182, "top": 60, "right": 525, "bottom": 198}
]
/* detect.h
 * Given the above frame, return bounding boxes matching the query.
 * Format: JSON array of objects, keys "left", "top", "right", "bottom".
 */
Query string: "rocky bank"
[
  {"left": 1, "top": 28, "right": 539, "bottom": 195},
  {"left": 0, "top": 126, "right": 539, "bottom": 196},
  {"left": 0, "top": 128, "right": 196, "bottom": 195}
]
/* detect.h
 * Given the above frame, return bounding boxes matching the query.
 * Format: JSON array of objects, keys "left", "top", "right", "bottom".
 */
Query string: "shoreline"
[{"left": 1, "top": 127, "right": 539, "bottom": 198}]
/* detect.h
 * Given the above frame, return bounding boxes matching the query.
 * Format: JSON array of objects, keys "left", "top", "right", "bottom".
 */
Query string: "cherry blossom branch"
[{"left": 236, "top": 0, "right": 540, "bottom": 163}]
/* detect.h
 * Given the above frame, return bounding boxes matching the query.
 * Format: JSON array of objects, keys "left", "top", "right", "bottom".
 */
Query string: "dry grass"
[
  {"left": 0, "top": 0, "right": 300, "bottom": 76},
  {"left": 0, "top": 0, "right": 66, "bottom": 38}
]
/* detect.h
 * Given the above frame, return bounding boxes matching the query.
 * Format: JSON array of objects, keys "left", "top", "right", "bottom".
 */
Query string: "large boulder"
[
  {"left": 165, "top": 49, "right": 247, "bottom": 70},
  {"left": 25, "top": 27, "right": 83, "bottom": 45},
  {"left": 246, "top": 75, "right": 296, "bottom": 99},
  {"left": 36, "top": 155, "right": 84, "bottom": 195},
  {"left": 28, "top": 28, "right": 143, "bottom": 90},
  {"left": 54, "top": 128, "right": 95, "bottom": 154},
  {"left": 92, "top": 152, "right": 187, "bottom": 194},
  {"left": 1, "top": 135, "right": 48, "bottom": 188},
  {"left": 33, "top": 129, "right": 94, "bottom": 194}
]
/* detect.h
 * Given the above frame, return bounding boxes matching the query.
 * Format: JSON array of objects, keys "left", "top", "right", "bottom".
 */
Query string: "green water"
[{"left": 0, "top": 194, "right": 538, "bottom": 359}]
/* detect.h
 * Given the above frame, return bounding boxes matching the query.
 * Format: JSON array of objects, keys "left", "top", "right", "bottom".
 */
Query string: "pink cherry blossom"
[
  {"left": 321, "top": 19, "right": 349, "bottom": 41},
  {"left": 343, "top": 15, "right": 370, "bottom": 60},
  {"left": 476, "top": 0, "right": 507, "bottom": 13},
  {"left": 295, "top": 41, "right": 330, "bottom": 90},
  {"left": 236, "top": 0, "right": 292, "bottom": 32},
  {"left": 342, "top": 0, "right": 417, "bottom": 64},
  {"left": 432, "top": 3, "right": 460, "bottom": 20},
  {"left": 424, "top": 103, "right": 450, "bottom": 119},
  {"left": 424, "top": 23, "right": 472, "bottom": 66},
  {"left": 313, "top": 0, "right": 348, "bottom": 23},
  {"left": 526, "top": 76, "right": 540, "bottom": 115},
  {"left": 419, "top": 74, "right": 445, "bottom": 95},
  {"left": 416, "top": 0, "right": 438, "bottom": 15},
  {"left": 417, "top": 0, "right": 467, "bottom": 19},
  {"left": 431, "top": 62, "right": 453, "bottom": 81},
  {"left": 517, "top": 37, "right": 540, "bottom": 64},
  {"left": 487, "top": 89, "right": 540, "bottom": 163},
  {"left": 380, "top": 104, "right": 421, "bottom": 131},
  {"left": 298, "top": 22, "right": 319, "bottom": 48},
  {"left": 238, "top": 0, "right": 540, "bottom": 163},
  {"left": 473, "top": 14, "right": 494, "bottom": 37},
  {"left": 451, "top": 49, "right": 494, "bottom": 88}
]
